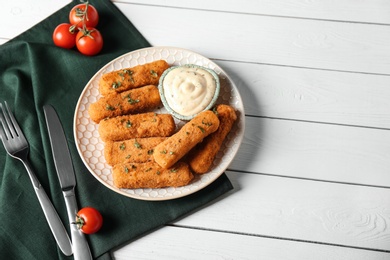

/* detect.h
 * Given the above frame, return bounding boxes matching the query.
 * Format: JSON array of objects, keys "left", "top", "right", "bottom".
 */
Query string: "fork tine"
[
  {"left": 0, "top": 115, "right": 5, "bottom": 141},
  {"left": 7, "top": 102, "right": 28, "bottom": 144},
  {"left": 5, "top": 101, "right": 22, "bottom": 136},
  {"left": 1, "top": 101, "right": 21, "bottom": 140},
  {"left": 0, "top": 102, "right": 12, "bottom": 140}
]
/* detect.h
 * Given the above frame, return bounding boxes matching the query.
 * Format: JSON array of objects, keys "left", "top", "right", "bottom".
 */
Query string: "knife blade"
[{"left": 43, "top": 105, "right": 92, "bottom": 260}]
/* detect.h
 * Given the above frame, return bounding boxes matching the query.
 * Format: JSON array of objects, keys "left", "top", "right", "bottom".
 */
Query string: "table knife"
[{"left": 43, "top": 105, "right": 92, "bottom": 260}]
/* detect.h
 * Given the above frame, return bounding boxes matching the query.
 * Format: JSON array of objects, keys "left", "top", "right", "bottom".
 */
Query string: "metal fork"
[{"left": 0, "top": 101, "right": 73, "bottom": 256}]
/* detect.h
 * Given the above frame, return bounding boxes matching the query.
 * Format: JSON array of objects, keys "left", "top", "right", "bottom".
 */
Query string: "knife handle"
[
  {"left": 24, "top": 159, "right": 73, "bottom": 256},
  {"left": 63, "top": 189, "right": 93, "bottom": 260}
]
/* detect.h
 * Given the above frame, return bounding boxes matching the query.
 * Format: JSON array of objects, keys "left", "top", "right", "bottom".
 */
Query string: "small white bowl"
[{"left": 158, "top": 64, "right": 220, "bottom": 121}]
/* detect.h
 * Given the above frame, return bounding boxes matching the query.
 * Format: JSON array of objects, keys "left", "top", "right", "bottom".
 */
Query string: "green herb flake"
[
  {"left": 124, "top": 166, "right": 129, "bottom": 173},
  {"left": 105, "top": 104, "right": 115, "bottom": 111},
  {"left": 150, "top": 70, "right": 158, "bottom": 77},
  {"left": 134, "top": 140, "right": 142, "bottom": 149},
  {"left": 126, "top": 94, "right": 140, "bottom": 105},
  {"left": 160, "top": 149, "right": 167, "bottom": 154},
  {"left": 125, "top": 154, "right": 131, "bottom": 159},
  {"left": 112, "top": 81, "right": 122, "bottom": 89},
  {"left": 123, "top": 69, "right": 133, "bottom": 75},
  {"left": 123, "top": 69, "right": 135, "bottom": 83},
  {"left": 119, "top": 143, "right": 126, "bottom": 150},
  {"left": 212, "top": 106, "right": 218, "bottom": 115},
  {"left": 156, "top": 171, "right": 161, "bottom": 175},
  {"left": 197, "top": 126, "right": 206, "bottom": 133},
  {"left": 202, "top": 120, "right": 212, "bottom": 126},
  {"left": 125, "top": 120, "right": 132, "bottom": 128},
  {"left": 170, "top": 168, "right": 178, "bottom": 173},
  {"left": 147, "top": 149, "right": 154, "bottom": 155}
]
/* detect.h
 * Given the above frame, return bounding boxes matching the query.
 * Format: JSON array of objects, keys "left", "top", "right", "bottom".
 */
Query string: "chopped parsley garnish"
[
  {"left": 197, "top": 126, "right": 206, "bottom": 133},
  {"left": 125, "top": 120, "right": 132, "bottom": 128},
  {"left": 125, "top": 94, "right": 140, "bottom": 105},
  {"left": 134, "top": 140, "right": 142, "bottom": 149},
  {"left": 105, "top": 104, "right": 115, "bottom": 111},
  {"left": 112, "top": 81, "right": 121, "bottom": 89}
]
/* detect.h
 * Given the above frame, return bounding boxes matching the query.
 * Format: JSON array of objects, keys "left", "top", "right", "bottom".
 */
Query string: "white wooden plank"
[
  {"left": 217, "top": 60, "right": 390, "bottom": 129},
  {"left": 117, "top": 0, "right": 390, "bottom": 25},
  {"left": 112, "top": 225, "right": 390, "bottom": 260},
  {"left": 0, "top": 38, "right": 8, "bottom": 45},
  {"left": 172, "top": 171, "right": 390, "bottom": 251},
  {"left": 115, "top": 3, "right": 390, "bottom": 75},
  {"left": 0, "top": 0, "right": 71, "bottom": 40},
  {"left": 231, "top": 117, "right": 390, "bottom": 187}
]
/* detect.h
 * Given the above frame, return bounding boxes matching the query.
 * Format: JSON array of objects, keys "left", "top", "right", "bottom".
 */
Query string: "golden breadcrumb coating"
[
  {"left": 188, "top": 104, "right": 237, "bottom": 174},
  {"left": 88, "top": 85, "right": 161, "bottom": 123},
  {"left": 104, "top": 137, "right": 167, "bottom": 166},
  {"left": 113, "top": 161, "right": 193, "bottom": 189},
  {"left": 99, "top": 60, "right": 169, "bottom": 96},
  {"left": 98, "top": 112, "right": 176, "bottom": 142},
  {"left": 153, "top": 110, "right": 220, "bottom": 169}
]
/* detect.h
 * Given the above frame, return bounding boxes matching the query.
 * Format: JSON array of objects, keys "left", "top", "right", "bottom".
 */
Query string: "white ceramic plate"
[{"left": 73, "top": 46, "right": 245, "bottom": 201}]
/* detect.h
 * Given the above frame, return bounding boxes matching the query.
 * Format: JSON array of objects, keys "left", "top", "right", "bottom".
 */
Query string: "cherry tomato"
[
  {"left": 76, "top": 28, "right": 103, "bottom": 56},
  {"left": 52, "top": 23, "right": 76, "bottom": 49},
  {"left": 75, "top": 207, "right": 103, "bottom": 234},
  {"left": 69, "top": 3, "right": 99, "bottom": 29}
]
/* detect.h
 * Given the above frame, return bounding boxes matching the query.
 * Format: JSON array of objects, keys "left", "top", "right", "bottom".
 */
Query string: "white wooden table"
[{"left": 2, "top": 1, "right": 390, "bottom": 259}]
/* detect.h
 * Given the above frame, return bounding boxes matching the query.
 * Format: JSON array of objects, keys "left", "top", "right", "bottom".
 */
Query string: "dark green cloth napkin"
[{"left": 0, "top": 0, "right": 233, "bottom": 259}]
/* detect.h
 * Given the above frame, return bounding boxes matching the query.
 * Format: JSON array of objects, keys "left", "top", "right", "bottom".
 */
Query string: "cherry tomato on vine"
[
  {"left": 76, "top": 28, "right": 103, "bottom": 56},
  {"left": 52, "top": 23, "right": 76, "bottom": 49},
  {"left": 75, "top": 207, "right": 103, "bottom": 234},
  {"left": 69, "top": 3, "right": 99, "bottom": 29}
]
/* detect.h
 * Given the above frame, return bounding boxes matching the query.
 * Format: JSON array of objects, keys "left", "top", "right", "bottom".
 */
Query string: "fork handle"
[{"left": 23, "top": 159, "right": 73, "bottom": 256}]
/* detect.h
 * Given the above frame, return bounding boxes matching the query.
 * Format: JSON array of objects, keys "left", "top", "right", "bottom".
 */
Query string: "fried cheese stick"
[
  {"left": 104, "top": 137, "right": 167, "bottom": 166},
  {"left": 98, "top": 112, "right": 175, "bottom": 142},
  {"left": 153, "top": 110, "right": 220, "bottom": 169},
  {"left": 88, "top": 85, "right": 161, "bottom": 123},
  {"left": 112, "top": 161, "right": 193, "bottom": 189},
  {"left": 188, "top": 104, "right": 237, "bottom": 174},
  {"left": 99, "top": 60, "right": 170, "bottom": 96}
]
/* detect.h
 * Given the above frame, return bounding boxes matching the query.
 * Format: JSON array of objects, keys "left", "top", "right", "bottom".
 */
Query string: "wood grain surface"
[{"left": 1, "top": 0, "right": 389, "bottom": 259}]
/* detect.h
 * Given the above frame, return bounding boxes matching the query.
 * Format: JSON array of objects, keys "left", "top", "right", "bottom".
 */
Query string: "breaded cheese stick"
[
  {"left": 188, "top": 104, "right": 237, "bottom": 174},
  {"left": 104, "top": 137, "right": 167, "bottom": 166},
  {"left": 113, "top": 161, "right": 193, "bottom": 189},
  {"left": 99, "top": 60, "right": 170, "bottom": 96},
  {"left": 88, "top": 85, "right": 161, "bottom": 123},
  {"left": 98, "top": 112, "right": 175, "bottom": 142},
  {"left": 153, "top": 110, "right": 220, "bottom": 169}
]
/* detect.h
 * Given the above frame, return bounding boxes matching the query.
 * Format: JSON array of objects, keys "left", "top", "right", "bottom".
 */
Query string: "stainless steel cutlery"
[
  {"left": 0, "top": 101, "right": 72, "bottom": 256},
  {"left": 44, "top": 104, "right": 92, "bottom": 260}
]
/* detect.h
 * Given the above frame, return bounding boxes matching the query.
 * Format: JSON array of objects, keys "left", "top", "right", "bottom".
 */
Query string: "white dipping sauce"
[{"left": 162, "top": 66, "right": 217, "bottom": 116}]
